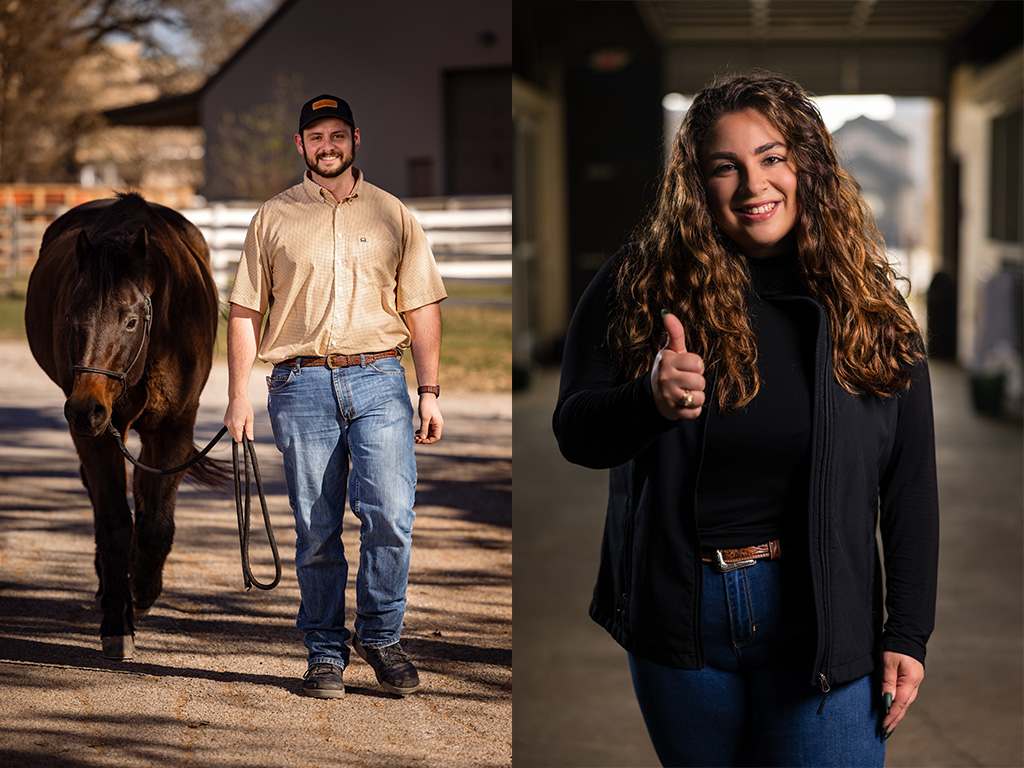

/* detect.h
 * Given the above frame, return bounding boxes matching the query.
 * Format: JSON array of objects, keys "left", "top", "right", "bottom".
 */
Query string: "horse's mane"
[
  {"left": 79, "top": 193, "right": 161, "bottom": 291},
  {"left": 69, "top": 192, "right": 214, "bottom": 339}
]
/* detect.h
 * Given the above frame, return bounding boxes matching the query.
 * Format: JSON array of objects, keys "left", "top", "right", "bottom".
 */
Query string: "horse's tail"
[{"left": 184, "top": 450, "right": 233, "bottom": 489}]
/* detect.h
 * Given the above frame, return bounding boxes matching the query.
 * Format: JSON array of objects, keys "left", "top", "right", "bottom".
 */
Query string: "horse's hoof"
[{"left": 101, "top": 635, "right": 134, "bottom": 660}]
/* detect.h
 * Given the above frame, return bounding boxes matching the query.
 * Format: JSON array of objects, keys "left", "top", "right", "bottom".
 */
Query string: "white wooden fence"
[
  {"left": 181, "top": 195, "right": 512, "bottom": 296},
  {"left": 177, "top": 204, "right": 256, "bottom": 297},
  {"left": 1, "top": 193, "right": 511, "bottom": 297}
]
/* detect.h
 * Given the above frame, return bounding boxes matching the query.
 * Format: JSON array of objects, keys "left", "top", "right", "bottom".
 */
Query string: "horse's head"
[{"left": 63, "top": 228, "right": 153, "bottom": 437}]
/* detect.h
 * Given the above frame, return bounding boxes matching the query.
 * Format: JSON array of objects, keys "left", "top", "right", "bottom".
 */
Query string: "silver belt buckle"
[{"left": 714, "top": 549, "right": 757, "bottom": 573}]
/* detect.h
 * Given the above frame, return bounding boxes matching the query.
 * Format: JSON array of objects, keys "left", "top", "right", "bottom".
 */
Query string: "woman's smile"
[{"left": 737, "top": 200, "right": 779, "bottom": 217}]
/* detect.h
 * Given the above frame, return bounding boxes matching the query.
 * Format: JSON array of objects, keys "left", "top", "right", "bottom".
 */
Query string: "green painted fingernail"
[
  {"left": 661, "top": 308, "right": 669, "bottom": 318},
  {"left": 883, "top": 692, "right": 893, "bottom": 712},
  {"left": 884, "top": 727, "right": 893, "bottom": 740}
]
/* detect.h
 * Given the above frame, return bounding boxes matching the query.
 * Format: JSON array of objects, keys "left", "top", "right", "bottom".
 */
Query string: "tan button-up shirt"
[{"left": 230, "top": 170, "right": 447, "bottom": 363}]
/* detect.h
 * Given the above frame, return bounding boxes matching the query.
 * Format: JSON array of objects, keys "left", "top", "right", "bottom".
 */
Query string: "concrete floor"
[{"left": 513, "top": 360, "right": 1023, "bottom": 768}]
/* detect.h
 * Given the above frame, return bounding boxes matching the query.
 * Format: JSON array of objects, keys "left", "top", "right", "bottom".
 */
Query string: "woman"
[{"left": 553, "top": 73, "right": 938, "bottom": 767}]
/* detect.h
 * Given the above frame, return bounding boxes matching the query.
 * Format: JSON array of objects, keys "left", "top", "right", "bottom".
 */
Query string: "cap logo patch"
[{"left": 312, "top": 99, "right": 338, "bottom": 110}]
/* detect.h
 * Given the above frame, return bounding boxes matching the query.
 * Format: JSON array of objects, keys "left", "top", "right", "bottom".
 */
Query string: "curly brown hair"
[{"left": 609, "top": 72, "right": 925, "bottom": 410}]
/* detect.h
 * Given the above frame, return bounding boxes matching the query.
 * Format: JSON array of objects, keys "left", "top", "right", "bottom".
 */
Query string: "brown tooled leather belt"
[
  {"left": 701, "top": 540, "right": 782, "bottom": 573},
  {"left": 279, "top": 349, "right": 399, "bottom": 369}
]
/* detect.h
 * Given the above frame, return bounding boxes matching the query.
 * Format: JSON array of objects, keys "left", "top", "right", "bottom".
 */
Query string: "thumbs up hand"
[{"left": 651, "top": 310, "right": 706, "bottom": 420}]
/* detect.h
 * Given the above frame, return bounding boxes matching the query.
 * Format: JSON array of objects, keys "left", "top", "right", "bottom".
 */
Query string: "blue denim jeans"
[
  {"left": 629, "top": 558, "right": 886, "bottom": 767},
  {"left": 267, "top": 354, "right": 416, "bottom": 669}
]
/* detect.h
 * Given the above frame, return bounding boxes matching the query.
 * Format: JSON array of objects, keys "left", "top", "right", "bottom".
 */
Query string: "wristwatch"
[{"left": 417, "top": 385, "right": 440, "bottom": 398}]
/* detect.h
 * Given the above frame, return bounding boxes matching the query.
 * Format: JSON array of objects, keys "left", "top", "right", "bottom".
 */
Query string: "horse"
[{"left": 25, "top": 192, "right": 222, "bottom": 660}]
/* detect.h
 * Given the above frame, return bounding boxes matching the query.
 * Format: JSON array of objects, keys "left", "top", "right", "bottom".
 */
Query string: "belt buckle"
[
  {"left": 326, "top": 354, "right": 343, "bottom": 369},
  {"left": 714, "top": 549, "right": 756, "bottom": 573}
]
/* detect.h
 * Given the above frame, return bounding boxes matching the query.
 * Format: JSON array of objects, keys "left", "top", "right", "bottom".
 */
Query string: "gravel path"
[{"left": 0, "top": 341, "right": 511, "bottom": 768}]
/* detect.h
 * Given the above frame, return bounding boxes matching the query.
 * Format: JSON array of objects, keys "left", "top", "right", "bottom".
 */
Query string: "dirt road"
[{"left": 0, "top": 341, "right": 511, "bottom": 767}]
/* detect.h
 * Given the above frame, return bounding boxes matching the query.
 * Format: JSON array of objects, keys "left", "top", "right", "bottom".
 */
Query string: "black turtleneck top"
[{"left": 696, "top": 254, "right": 816, "bottom": 549}]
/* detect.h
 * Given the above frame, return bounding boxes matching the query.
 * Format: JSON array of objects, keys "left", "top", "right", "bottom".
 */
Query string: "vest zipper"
[
  {"left": 815, "top": 344, "right": 833, "bottom": 701},
  {"left": 795, "top": 295, "right": 833, "bottom": 697},
  {"left": 816, "top": 672, "right": 831, "bottom": 715}
]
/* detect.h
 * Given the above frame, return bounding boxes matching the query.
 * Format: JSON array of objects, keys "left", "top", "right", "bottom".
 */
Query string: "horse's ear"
[
  {"left": 75, "top": 229, "right": 91, "bottom": 268},
  {"left": 130, "top": 228, "right": 149, "bottom": 260}
]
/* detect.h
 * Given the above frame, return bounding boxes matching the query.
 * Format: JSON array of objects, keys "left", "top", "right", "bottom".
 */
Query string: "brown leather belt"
[
  {"left": 701, "top": 540, "right": 782, "bottom": 573},
  {"left": 279, "top": 349, "right": 399, "bottom": 369}
]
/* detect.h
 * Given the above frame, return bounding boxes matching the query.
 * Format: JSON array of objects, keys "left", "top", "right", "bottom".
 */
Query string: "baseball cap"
[{"left": 298, "top": 95, "right": 355, "bottom": 132}]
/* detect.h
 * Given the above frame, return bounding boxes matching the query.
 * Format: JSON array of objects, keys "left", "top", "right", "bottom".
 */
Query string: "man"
[{"left": 224, "top": 94, "right": 446, "bottom": 698}]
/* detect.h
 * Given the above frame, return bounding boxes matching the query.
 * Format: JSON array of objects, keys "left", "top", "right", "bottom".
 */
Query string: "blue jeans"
[
  {"left": 267, "top": 354, "right": 416, "bottom": 669},
  {"left": 629, "top": 558, "right": 885, "bottom": 767}
]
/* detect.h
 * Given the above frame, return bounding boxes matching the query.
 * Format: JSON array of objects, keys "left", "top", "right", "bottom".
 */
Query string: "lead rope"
[
  {"left": 107, "top": 423, "right": 281, "bottom": 590},
  {"left": 232, "top": 436, "right": 282, "bottom": 590}
]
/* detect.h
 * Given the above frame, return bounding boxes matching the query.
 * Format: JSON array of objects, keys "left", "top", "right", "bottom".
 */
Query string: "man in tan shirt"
[{"left": 224, "top": 94, "right": 446, "bottom": 698}]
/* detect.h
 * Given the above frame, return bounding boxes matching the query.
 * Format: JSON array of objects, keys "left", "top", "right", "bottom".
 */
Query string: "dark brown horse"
[{"left": 25, "top": 192, "right": 221, "bottom": 659}]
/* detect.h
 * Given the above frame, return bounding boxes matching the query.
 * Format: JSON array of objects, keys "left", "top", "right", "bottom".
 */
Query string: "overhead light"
[{"left": 662, "top": 93, "right": 690, "bottom": 112}]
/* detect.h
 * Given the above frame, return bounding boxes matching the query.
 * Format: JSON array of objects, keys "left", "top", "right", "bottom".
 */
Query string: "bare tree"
[
  {"left": 165, "top": 0, "right": 282, "bottom": 76},
  {"left": 0, "top": 0, "right": 282, "bottom": 183},
  {"left": 0, "top": 0, "right": 165, "bottom": 182}
]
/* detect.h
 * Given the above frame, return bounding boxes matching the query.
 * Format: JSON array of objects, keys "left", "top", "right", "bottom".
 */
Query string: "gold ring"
[{"left": 681, "top": 389, "right": 694, "bottom": 408}]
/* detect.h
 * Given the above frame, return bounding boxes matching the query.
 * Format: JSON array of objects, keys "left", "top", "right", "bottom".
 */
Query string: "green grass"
[
  {"left": 0, "top": 292, "right": 27, "bottom": 340},
  {"left": 6, "top": 281, "right": 512, "bottom": 393},
  {"left": 437, "top": 290, "right": 512, "bottom": 393}
]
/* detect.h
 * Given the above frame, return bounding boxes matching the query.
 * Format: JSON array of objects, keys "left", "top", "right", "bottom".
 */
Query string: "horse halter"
[{"left": 71, "top": 293, "right": 153, "bottom": 402}]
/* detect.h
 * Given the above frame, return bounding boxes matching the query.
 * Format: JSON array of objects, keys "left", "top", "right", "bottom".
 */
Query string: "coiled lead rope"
[
  {"left": 107, "top": 423, "right": 281, "bottom": 590},
  {"left": 232, "top": 436, "right": 282, "bottom": 590}
]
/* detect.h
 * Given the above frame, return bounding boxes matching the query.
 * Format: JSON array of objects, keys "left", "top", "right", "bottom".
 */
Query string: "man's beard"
[{"left": 305, "top": 147, "right": 354, "bottom": 178}]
